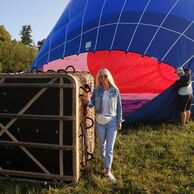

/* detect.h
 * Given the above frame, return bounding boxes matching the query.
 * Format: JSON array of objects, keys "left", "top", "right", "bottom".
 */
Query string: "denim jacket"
[{"left": 87, "top": 86, "right": 123, "bottom": 123}]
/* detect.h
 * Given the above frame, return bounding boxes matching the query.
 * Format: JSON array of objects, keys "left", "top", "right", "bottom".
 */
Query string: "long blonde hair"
[{"left": 95, "top": 68, "right": 118, "bottom": 89}]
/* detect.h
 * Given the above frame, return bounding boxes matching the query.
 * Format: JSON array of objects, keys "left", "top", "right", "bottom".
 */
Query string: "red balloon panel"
[{"left": 87, "top": 50, "right": 177, "bottom": 94}]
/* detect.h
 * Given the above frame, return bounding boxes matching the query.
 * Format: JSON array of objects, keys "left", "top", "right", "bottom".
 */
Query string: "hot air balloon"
[{"left": 31, "top": 0, "right": 194, "bottom": 124}]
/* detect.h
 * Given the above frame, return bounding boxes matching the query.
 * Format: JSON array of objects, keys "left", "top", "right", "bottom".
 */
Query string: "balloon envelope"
[{"left": 31, "top": 0, "right": 194, "bottom": 124}]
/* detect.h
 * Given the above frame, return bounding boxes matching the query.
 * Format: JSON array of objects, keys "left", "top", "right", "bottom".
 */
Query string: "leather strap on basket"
[
  {"left": 79, "top": 84, "right": 95, "bottom": 167},
  {"left": 79, "top": 84, "right": 91, "bottom": 97},
  {"left": 65, "top": 65, "right": 76, "bottom": 73}
]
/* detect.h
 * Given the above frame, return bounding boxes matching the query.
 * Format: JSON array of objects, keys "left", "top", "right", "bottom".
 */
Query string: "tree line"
[{"left": 0, "top": 25, "right": 45, "bottom": 73}]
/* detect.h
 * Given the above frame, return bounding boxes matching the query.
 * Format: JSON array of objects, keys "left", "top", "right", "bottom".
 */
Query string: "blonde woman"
[{"left": 83, "top": 68, "right": 123, "bottom": 182}]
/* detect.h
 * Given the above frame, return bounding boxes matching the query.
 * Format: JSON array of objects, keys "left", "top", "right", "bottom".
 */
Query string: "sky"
[{"left": 0, "top": 0, "right": 71, "bottom": 43}]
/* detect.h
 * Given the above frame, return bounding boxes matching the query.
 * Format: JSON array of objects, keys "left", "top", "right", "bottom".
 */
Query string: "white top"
[
  {"left": 102, "top": 90, "right": 110, "bottom": 115},
  {"left": 178, "top": 82, "right": 193, "bottom": 95},
  {"left": 96, "top": 90, "right": 114, "bottom": 125}
]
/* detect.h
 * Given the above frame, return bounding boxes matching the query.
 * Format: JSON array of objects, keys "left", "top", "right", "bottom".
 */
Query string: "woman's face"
[{"left": 99, "top": 72, "right": 108, "bottom": 85}]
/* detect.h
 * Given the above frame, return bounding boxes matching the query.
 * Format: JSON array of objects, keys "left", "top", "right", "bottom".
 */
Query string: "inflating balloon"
[{"left": 31, "top": 0, "right": 194, "bottom": 124}]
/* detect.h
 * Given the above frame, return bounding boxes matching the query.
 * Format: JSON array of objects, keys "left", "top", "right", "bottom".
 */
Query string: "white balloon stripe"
[
  {"left": 126, "top": 0, "right": 151, "bottom": 51},
  {"left": 110, "top": 0, "right": 128, "bottom": 50},
  {"left": 144, "top": 0, "right": 180, "bottom": 55},
  {"left": 78, "top": 0, "right": 89, "bottom": 54},
  {"left": 161, "top": 20, "right": 194, "bottom": 61},
  {"left": 94, "top": 0, "right": 108, "bottom": 51}
]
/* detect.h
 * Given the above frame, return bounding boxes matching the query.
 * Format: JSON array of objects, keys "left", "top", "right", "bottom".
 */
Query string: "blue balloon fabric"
[{"left": 31, "top": 0, "right": 194, "bottom": 124}]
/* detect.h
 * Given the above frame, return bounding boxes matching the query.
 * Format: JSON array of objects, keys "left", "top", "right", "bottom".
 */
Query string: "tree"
[
  {"left": 0, "top": 26, "right": 37, "bottom": 73},
  {"left": 37, "top": 39, "right": 45, "bottom": 50},
  {"left": 0, "top": 41, "right": 37, "bottom": 72},
  {"left": 20, "top": 25, "right": 33, "bottom": 46},
  {"left": 0, "top": 25, "right": 11, "bottom": 43}
]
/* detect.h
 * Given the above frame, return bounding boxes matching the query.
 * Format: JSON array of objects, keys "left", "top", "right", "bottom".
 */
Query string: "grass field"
[{"left": 0, "top": 122, "right": 193, "bottom": 194}]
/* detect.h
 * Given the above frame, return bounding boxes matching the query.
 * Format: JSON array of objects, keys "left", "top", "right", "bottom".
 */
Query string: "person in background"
[
  {"left": 82, "top": 68, "right": 123, "bottom": 183},
  {"left": 174, "top": 67, "right": 193, "bottom": 125}
]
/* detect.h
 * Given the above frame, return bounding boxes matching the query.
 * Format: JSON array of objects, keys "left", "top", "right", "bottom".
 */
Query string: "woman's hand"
[
  {"left": 117, "top": 122, "right": 122, "bottom": 130},
  {"left": 82, "top": 92, "right": 91, "bottom": 102}
]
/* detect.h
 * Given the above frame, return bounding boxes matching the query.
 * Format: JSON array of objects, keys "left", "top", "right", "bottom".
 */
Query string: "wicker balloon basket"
[{"left": 0, "top": 71, "right": 95, "bottom": 183}]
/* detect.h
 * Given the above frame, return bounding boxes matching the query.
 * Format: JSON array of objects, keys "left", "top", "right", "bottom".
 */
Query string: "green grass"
[{"left": 0, "top": 122, "right": 193, "bottom": 194}]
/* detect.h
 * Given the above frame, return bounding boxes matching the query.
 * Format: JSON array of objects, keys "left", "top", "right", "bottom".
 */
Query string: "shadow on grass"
[{"left": 0, "top": 121, "right": 193, "bottom": 194}]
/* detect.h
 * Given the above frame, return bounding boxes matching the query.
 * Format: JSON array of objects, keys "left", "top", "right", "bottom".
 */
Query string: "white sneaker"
[{"left": 105, "top": 172, "right": 116, "bottom": 183}]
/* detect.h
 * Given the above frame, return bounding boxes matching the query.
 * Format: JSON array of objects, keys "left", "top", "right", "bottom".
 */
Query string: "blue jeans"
[{"left": 95, "top": 116, "right": 117, "bottom": 170}]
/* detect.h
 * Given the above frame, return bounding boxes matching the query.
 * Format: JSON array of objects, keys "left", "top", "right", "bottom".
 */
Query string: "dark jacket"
[{"left": 174, "top": 68, "right": 192, "bottom": 90}]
